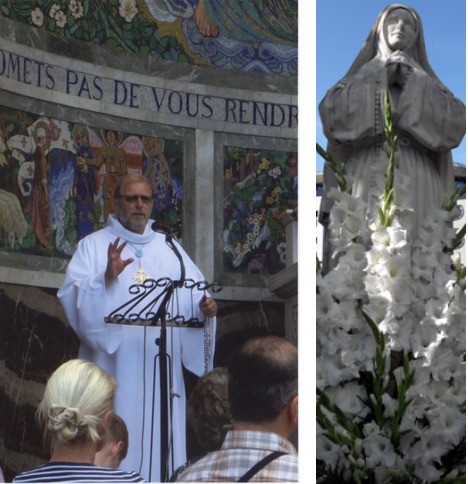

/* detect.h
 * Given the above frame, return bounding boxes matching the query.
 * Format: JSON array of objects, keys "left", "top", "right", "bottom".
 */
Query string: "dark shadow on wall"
[{"left": 0, "top": 284, "right": 79, "bottom": 482}]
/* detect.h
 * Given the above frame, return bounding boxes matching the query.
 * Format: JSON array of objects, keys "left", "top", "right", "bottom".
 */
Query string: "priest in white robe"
[
  {"left": 318, "top": 4, "right": 466, "bottom": 271},
  {"left": 58, "top": 174, "right": 218, "bottom": 482}
]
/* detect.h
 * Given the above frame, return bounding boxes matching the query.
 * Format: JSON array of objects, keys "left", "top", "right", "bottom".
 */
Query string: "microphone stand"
[
  {"left": 150, "top": 232, "right": 185, "bottom": 482},
  {"left": 160, "top": 234, "right": 185, "bottom": 482}
]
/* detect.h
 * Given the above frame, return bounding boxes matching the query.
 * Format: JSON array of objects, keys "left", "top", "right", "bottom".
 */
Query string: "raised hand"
[{"left": 105, "top": 237, "right": 134, "bottom": 287}]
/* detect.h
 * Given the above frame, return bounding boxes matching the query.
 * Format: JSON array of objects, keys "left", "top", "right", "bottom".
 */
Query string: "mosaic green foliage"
[
  {"left": 1, "top": 0, "right": 191, "bottom": 62},
  {"left": 223, "top": 147, "right": 297, "bottom": 275}
]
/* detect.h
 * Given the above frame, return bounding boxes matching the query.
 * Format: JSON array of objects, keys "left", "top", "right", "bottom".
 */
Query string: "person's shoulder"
[
  {"left": 276, "top": 452, "right": 299, "bottom": 464},
  {"left": 78, "top": 465, "right": 147, "bottom": 482},
  {"left": 100, "top": 467, "right": 147, "bottom": 482},
  {"left": 169, "top": 452, "right": 213, "bottom": 482},
  {"left": 75, "top": 227, "right": 107, "bottom": 245},
  {"left": 169, "top": 461, "right": 190, "bottom": 482},
  {"left": 267, "top": 452, "right": 298, "bottom": 481},
  {"left": 12, "top": 463, "right": 52, "bottom": 482},
  {"left": 13, "top": 463, "right": 147, "bottom": 483},
  {"left": 151, "top": 230, "right": 167, "bottom": 243},
  {"left": 174, "top": 451, "right": 224, "bottom": 481}
]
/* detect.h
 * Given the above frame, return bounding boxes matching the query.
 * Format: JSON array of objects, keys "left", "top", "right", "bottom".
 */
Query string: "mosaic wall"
[
  {"left": 223, "top": 147, "right": 297, "bottom": 275},
  {"left": 0, "top": 0, "right": 298, "bottom": 75},
  {"left": 0, "top": 106, "right": 184, "bottom": 258}
]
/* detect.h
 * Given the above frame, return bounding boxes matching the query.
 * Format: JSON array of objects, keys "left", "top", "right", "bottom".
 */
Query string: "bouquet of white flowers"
[{"left": 316, "top": 91, "right": 466, "bottom": 483}]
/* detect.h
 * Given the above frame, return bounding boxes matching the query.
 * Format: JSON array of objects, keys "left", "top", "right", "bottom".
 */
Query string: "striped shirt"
[
  {"left": 13, "top": 462, "right": 146, "bottom": 482},
  {"left": 176, "top": 430, "right": 298, "bottom": 482}
]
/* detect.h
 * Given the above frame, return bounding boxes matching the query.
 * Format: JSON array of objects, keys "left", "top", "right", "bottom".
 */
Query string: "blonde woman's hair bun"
[{"left": 38, "top": 359, "right": 115, "bottom": 445}]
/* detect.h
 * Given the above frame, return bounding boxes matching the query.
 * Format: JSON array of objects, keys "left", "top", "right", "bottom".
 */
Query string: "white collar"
[{"left": 105, "top": 214, "right": 158, "bottom": 244}]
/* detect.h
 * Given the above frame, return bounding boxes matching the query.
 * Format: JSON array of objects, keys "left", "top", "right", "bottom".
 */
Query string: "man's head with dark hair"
[
  {"left": 227, "top": 336, "right": 298, "bottom": 424},
  {"left": 175, "top": 336, "right": 299, "bottom": 482}
]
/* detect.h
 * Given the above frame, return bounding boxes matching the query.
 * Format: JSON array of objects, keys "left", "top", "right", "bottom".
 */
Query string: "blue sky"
[{"left": 315, "top": 0, "right": 466, "bottom": 172}]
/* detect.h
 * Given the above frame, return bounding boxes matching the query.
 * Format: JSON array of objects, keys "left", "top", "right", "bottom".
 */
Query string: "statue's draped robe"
[{"left": 319, "top": 57, "right": 465, "bottom": 269}]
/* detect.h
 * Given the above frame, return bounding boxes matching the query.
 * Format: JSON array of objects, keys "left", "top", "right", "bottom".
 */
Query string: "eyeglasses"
[{"left": 117, "top": 195, "right": 153, "bottom": 204}]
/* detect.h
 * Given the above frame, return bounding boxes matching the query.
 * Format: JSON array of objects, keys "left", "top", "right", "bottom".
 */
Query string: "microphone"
[
  {"left": 151, "top": 221, "right": 166, "bottom": 233},
  {"left": 152, "top": 221, "right": 180, "bottom": 240},
  {"left": 153, "top": 222, "right": 186, "bottom": 284}
]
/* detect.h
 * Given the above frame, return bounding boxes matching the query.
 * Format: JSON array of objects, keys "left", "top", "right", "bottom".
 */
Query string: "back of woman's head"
[{"left": 38, "top": 359, "right": 116, "bottom": 445}]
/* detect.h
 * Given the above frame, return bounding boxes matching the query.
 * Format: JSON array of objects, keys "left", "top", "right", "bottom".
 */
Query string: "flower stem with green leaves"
[
  {"left": 378, "top": 90, "right": 399, "bottom": 227},
  {"left": 316, "top": 143, "right": 351, "bottom": 194}
]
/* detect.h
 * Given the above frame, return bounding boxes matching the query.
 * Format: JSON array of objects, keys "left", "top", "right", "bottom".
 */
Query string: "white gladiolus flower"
[
  {"left": 342, "top": 333, "right": 376, "bottom": 369},
  {"left": 382, "top": 393, "right": 397, "bottom": 418},
  {"left": 319, "top": 325, "right": 354, "bottom": 356},
  {"left": 410, "top": 320, "right": 440, "bottom": 357},
  {"left": 447, "top": 377, "right": 466, "bottom": 406},
  {"left": 318, "top": 353, "right": 360, "bottom": 387},
  {"left": 426, "top": 345, "right": 463, "bottom": 382},
  {"left": 384, "top": 316, "right": 414, "bottom": 351},
  {"left": 371, "top": 228, "right": 392, "bottom": 247},
  {"left": 326, "top": 382, "right": 369, "bottom": 419},
  {"left": 316, "top": 290, "right": 336, "bottom": 321},
  {"left": 426, "top": 407, "right": 465, "bottom": 446},
  {"left": 413, "top": 461, "right": 444, "bottom": 483},
  {"left": 338, "top": 243, "right": 368, "bottom": 269},
  {"left": 316, "top": 428, "right": 342, "bottom": 468},
  {"left": 320, "top": 265, "right": 366, "bottom": 300},
  {"left": 409, "top": 431, "right": 451, "bottom": 466},
  {"left": 362, "top": 423, "right": 397, "bottom": 468},
  {"left": 385, "top": 278, "right": 413, "bottom": 308}
]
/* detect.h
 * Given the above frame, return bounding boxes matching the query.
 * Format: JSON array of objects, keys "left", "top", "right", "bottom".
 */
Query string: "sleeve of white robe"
[
  {"left": 57, "top": 237, "right": 124, "bottom": 354},
  {"left": 172, "top": 239, "right": 217, "bottom": 377},
  {"left": 393, "top": 68, "right": 466, "bottom": 152},
  {"left": 180, "top": 316, "right": 216, "bottom": 376}
]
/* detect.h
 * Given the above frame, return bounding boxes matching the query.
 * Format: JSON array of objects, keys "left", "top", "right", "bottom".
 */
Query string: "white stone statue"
[{"left": 318, "top": 3, "right": 466, "bottom": 270}]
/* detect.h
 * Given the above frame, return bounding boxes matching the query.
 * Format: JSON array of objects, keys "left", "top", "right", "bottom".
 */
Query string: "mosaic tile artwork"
[
  {"left": 0, "top": 0, "right": 298, "bottom": 75},
  {"left": 0, "top": 105, "right": 184, "bottom": 257},
  {"left": 223, "top": 146, "right": 297, "bottom": 275}
]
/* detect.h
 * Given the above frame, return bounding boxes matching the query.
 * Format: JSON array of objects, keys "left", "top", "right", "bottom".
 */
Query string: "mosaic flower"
[
  {"left": 31, "top": 8, "right": 44, "bottom": 27},
  {"left": 49, "top": 4, "right": 61, "bottom": 19},
  {"left": 69, "top": 0, "right": 84, "bottom": 20},
  {"left": 119, "top": 0, "right": 138, "bottom": 23}
]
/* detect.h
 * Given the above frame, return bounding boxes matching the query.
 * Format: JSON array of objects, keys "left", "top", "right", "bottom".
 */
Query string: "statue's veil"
[{"left": 345, "top": 3, "right": 443, "bottom": 88}]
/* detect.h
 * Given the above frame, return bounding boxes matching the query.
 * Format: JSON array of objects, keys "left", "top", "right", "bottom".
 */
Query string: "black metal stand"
[
  {"left": 152, "top": 286, "right": 173, "bottom": 481},
  {"left": 105, "top": 235, "right": 222, "bottom": 482}
]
